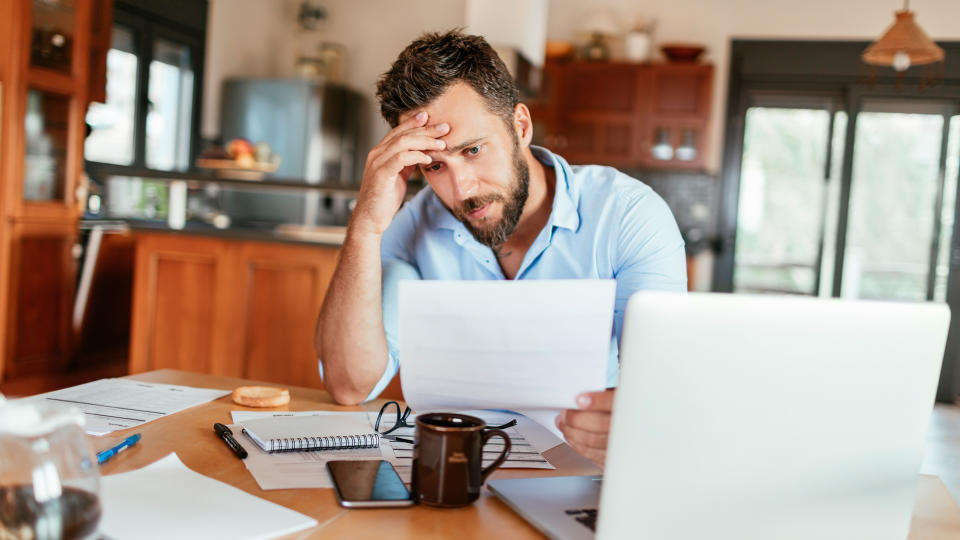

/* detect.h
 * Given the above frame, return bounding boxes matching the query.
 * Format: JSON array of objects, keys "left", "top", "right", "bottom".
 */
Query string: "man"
[{"left": 315, "top": 31, "right": 686, "bottom": 466}]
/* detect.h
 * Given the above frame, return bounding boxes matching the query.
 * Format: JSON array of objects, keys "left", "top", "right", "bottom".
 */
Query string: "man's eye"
[
  {"left": 466, "top": 145, "right": 482, "bottom": 156},
  {"left": 425, "top": 162, "right": 443, "bottom": 172}
]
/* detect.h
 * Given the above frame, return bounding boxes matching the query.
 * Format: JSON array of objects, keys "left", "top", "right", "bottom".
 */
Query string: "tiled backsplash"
[{"left": 625, "top": 168, "right": 720, "bottom": 255}]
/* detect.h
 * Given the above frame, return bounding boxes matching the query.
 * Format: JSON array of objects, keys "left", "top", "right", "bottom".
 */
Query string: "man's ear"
[{"left": 513, "top": 103, "right": 534, "bottom": 146}]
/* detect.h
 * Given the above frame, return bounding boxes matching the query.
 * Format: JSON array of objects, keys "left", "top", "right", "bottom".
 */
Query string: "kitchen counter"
[
  {"left": 127, "top": 223, "right": 341, "bottom": 387},
  {"left": 81, "top": 218, "right": 346, "bottom": 247}
]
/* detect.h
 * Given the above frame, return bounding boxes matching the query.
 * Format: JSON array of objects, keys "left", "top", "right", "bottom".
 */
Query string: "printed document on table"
[
  {"left": 228, "top": 411, "right": 392, "bottom": 490},
  {"left": 30, "top": 378, "right": 230, "bottom": 435},
  {"left": 100, "top": 453, "right": 316, "bottom": 540},
  {"left": 378, "top": 410, "right": 560, "bottom": 483},
  {"left": 229, "top": 410, "right": 561, "bottom": 487},
  {"left": 399, "top": 279, "right": 614, "bottom": 413}
]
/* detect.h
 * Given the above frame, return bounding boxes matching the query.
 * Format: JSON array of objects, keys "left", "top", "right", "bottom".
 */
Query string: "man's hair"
[{"left": 376, "top": 30, "right": 520, "bottom": 129}]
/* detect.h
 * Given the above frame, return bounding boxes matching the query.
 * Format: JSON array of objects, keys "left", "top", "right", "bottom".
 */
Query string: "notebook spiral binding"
[{"left": 268, "top": 433, "right": 381, "bottom": 452}]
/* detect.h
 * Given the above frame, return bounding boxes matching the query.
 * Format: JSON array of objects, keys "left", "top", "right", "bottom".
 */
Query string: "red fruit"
[{"left": 227, "top": 138, "right": 254, "bottom": 159}]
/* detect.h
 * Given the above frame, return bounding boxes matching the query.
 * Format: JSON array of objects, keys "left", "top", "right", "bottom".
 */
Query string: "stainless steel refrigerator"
[{"left": 219, "top": 77, "right": 364, "bottom": 226}]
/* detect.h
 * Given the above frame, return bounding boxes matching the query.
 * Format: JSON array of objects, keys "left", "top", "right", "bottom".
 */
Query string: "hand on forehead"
[{"left": 396, "top": 82, "right": 501, "bottom": 137}]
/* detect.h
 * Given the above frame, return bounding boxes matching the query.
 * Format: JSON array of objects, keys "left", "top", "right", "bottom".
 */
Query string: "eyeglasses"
[
  {"left": 374, "top": 401, "right": 518, "bottom": 436},
  {"left": 375, "top": 401, "right": 413, "bottom": 436}
]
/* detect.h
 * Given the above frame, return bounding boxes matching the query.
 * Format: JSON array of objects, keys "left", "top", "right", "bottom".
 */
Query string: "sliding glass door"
[
  {"left": 728, "top": 92, "right": 959, "bottom": 304},
  {"left": 732, "top": 97, "right": 846, "bottom": 295},
  {"left": 842, "top": 101, "right": 959, "bottom": 302}
]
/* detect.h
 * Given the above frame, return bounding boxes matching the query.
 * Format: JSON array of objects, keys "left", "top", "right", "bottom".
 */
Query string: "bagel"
[{"left": 231, "top": 386, "right": 290, "bottom": 408}]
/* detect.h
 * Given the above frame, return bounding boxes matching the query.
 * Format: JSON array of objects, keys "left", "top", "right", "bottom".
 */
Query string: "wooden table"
[{"left": 97, "top": 370, "right": 960, "bottom": 539}]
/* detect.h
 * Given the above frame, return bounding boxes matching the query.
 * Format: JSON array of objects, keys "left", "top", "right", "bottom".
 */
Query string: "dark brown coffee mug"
[{"left": 411, "top": 413, "right": 511, "bottom": 507}]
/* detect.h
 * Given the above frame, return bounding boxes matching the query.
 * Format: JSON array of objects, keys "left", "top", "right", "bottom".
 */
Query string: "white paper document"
[
  {"left": 399, "top": 279, "right": 615, "bottom": 412},
  {"left": 32, "top": 378, "right": 230, "bottom": 435},
  {"left": 100, "top": 453, "right": 317, "bottom": 540}
]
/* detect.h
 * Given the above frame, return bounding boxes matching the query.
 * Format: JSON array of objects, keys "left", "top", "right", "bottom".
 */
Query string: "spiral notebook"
[{"left": 239, "top": 414, "right": 380, "bottom": 452}]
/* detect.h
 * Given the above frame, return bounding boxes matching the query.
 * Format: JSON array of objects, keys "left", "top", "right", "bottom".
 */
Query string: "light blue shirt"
[{"left": 364, "top": 146, "right": 686, "bottom": 400}]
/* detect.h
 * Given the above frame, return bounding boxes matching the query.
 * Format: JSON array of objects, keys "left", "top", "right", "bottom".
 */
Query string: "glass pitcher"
[{"left": 0, "top": 394, "right": 102, "bottom": 539}]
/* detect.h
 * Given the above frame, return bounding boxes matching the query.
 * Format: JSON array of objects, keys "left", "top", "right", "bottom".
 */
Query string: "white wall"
[
  {"left": 466, "top": 0, "right": 547, "bottom": 66},
  {"left": 203, "top": 0, "right": 464, "bottom": 149},
  {"left": 204, "top": 0, "right": 960, "bottom": 171},
  {"left": 202, "top": 0, "right": 289, "bottom": 140}
]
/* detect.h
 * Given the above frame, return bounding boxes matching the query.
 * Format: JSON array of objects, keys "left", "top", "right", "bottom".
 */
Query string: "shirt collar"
[
  {"left": 425, "top": 145, "right": 581, "bottom": 233},
  {"left": 532, "top": 145, "right": 580, "bottom": 233}
]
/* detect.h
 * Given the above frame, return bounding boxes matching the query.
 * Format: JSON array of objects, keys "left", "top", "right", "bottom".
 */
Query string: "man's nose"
[{"left": 449, "top": 165, "right": 479, "bottom": 202}]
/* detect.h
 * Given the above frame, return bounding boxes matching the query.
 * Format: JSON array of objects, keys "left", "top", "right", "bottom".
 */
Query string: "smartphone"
[{"left": 326, "top": 460, "right": 413, "bottom": 508}]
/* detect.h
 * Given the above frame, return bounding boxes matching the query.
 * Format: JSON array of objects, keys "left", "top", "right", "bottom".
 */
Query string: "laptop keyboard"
[{"left": 565, "top": 508, "right": 598, "bottom": 531}]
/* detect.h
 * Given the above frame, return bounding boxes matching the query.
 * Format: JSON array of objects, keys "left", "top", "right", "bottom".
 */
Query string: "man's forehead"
[{"left": 397, "top": 82, "right": 493, "bottom": 126}]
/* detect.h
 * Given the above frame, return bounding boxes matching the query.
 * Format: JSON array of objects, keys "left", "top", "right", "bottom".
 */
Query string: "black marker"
[{"left": 214, "top": 423, "right": 248, "bottom": 459}]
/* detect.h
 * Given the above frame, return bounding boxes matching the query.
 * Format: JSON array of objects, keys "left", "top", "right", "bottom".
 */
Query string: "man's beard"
[{"left": 451, "top": 144, "right": 530, "bottom": 249}]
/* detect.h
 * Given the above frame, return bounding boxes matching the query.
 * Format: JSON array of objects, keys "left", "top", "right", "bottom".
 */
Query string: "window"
[
  {"left": 146, "top": 39, "right": 194, "bottom": 170},
  {"left": 84, "top": 5, "right": 204, "bottom": 173},
  {"left": 85, "top": 26, "right": 137, "bottom": 165}
]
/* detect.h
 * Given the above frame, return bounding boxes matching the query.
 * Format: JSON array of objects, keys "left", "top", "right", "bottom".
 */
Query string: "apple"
[{"left": 227, "top": 138, "right": 254, "bottom": 160}]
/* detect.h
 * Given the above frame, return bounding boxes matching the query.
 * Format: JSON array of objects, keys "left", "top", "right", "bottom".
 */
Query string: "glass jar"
[{"left": 0, "top": 399, "right": 101, "bottom": 539}]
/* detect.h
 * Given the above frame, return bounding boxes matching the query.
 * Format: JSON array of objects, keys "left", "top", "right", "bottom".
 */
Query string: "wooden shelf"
[{"left": 27, "top": 67, "right": 77, "bottom": 95}]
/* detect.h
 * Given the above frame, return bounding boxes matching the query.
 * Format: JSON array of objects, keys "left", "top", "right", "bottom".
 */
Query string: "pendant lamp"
[{"left": 862, "top": 1, "right": 944, "bottom": 85}]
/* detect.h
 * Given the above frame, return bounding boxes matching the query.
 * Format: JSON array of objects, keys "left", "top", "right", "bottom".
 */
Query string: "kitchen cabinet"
[
  {"left": 128, "top": 230, "right": 407, "bottom": 399},
  {"left": 0, "top": 0, "right": 94, "bottom": 383},
  {"left": 4, "top": 221, "right": 77, "bottom": 378},
  {"left": 529, "top": 60, "right": 713, "bottom": 170},
  {"left": 643, "top": 63, "right": 713, "bottom": 170},
  {"left": 128, "top": 232, "right": 340, "bottom": 389}
]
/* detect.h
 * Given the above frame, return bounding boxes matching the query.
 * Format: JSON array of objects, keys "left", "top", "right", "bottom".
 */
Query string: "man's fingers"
[
  {"left": 562, "top": 409, "right": 611, "bottom": 433},
  {"left": 376, "top": 116, "right": 447, "bottom": 155},
  {"left": 367, "top": 112, "right": 428, "bottom": 160},
  {"left": 374, "top": 134, "right": 446, "bottom": 169},
  {"left": 576, "top": 388, "right": 615, "bottom": 412},
  {"left": 399, "top": 111, "right": 429, "bottom": 130},
  {"left": 557, "top": 415, "right": 608, "bottom": 449},
  {"left": 381, "top": 151, "right": 432, "bottom": 177},
  {"left": 567, "top": 440, "right": 606, "bottom": 467},
  {"left": 369, "top": 124, "right": 449, "bottom": 171}
]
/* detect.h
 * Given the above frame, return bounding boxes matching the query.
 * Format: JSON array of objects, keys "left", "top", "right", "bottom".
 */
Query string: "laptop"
[{"left": 489, "top": 292, "right": 950, "bottom": 540}]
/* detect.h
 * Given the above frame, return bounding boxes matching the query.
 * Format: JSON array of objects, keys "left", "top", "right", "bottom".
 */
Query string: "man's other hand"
[{"left": 557, "top": 389, "right": 615, "bottom": 467}]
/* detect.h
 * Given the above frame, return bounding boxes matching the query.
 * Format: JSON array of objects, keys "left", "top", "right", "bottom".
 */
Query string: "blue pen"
[{"left": 97, "top": 433, "right": 141, "bottom": 465}]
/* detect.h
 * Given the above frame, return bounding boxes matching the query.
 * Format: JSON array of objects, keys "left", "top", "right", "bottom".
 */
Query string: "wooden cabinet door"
[
  {"left": 641, "top": 63, "right": 713, "bottom": 170},
  {"left": 558, "top": 115, "right": 640, "bottom": 166},
  {"left": 3, "top": 221, "right": 77, "bottom": 378},
  {"left": 129, "top": 234, "right": 232, "bottom": 375},
  {"left": 553, "top": 62, "right": 646, "bottom": 166},
  {"left": 648, "top": 64, "right": 712, "bottom": 121},
  {"left": 232, "top": 242, "right": 339, "bottom": 388},
  {"left": 534, "top": 61, "right": 649, "bottom": 166},
  {"left": 129, "top": 233, "right": 342, "bottom": 390}
]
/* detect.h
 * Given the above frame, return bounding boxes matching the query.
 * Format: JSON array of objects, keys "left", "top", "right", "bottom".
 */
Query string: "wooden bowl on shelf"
[
  {"left": 661, "top": 43, "right": 706, "bottom": 63},
  {"left": 545, "top": 40, "right": 575, "bottom": 60}
]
